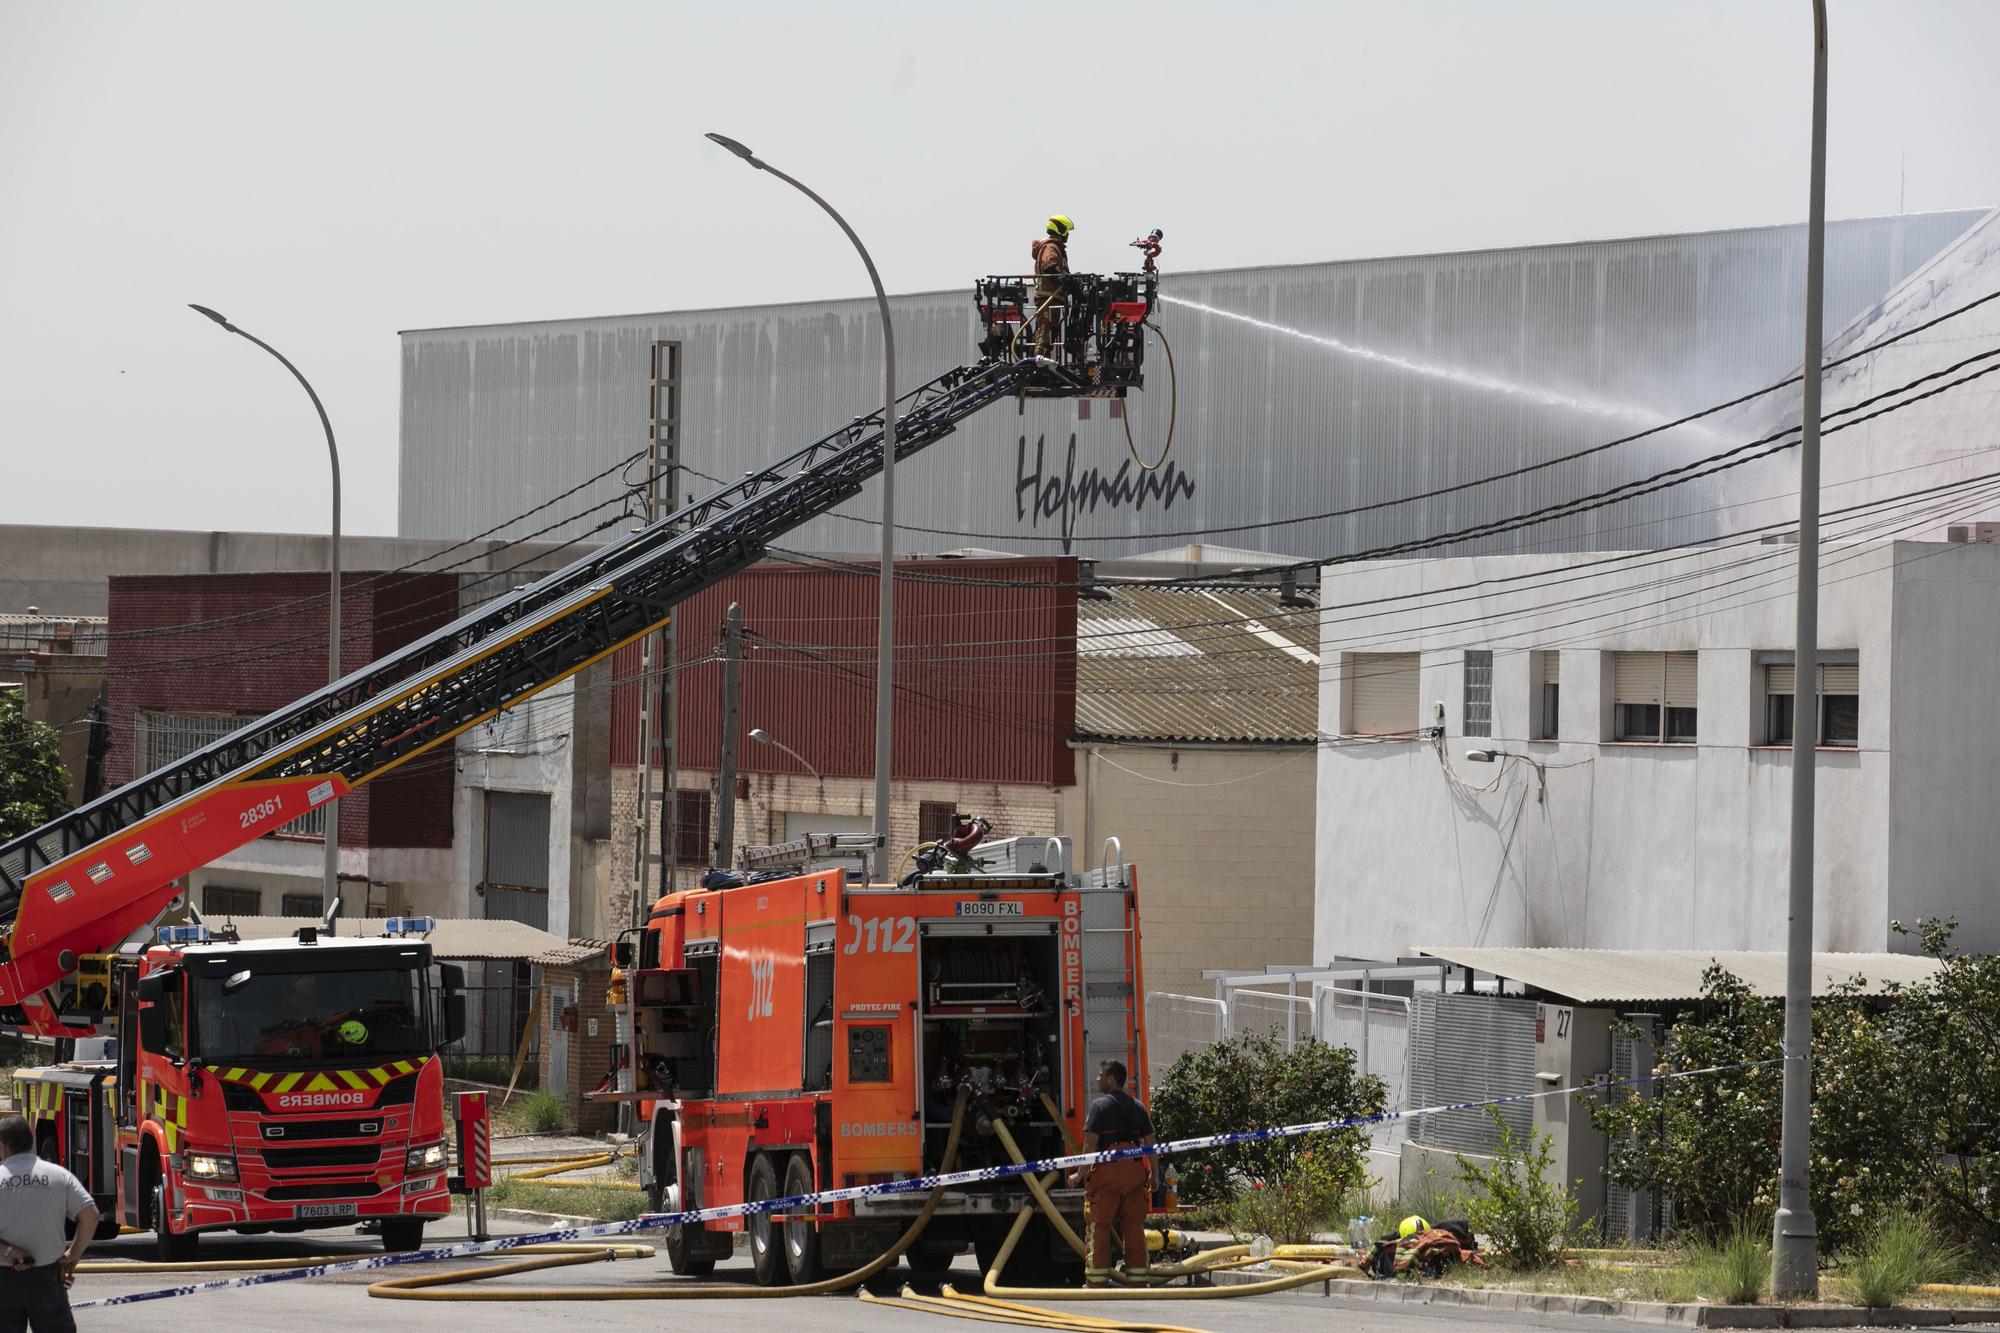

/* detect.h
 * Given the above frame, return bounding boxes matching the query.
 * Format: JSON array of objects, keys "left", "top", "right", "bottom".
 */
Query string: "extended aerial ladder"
[{"left": 0, "top": 269, "right": 1158, "bottom": 1038}]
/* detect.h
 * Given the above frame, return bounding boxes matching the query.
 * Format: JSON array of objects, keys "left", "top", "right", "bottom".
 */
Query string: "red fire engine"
[
  {"left": 12, "top": 917, "right": 465, "bottom": 1257},
  {"left": 614, "top": 831, "right": 1147, "bottom": 1285}
]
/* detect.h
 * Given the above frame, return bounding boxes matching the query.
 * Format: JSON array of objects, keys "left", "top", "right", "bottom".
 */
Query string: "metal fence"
[
  {"left": 1144, "top": 985, "right": 1410, "bottom": 1147},
  {"left": 444, "top": 964, "right": 540, "bottom": 1088}
]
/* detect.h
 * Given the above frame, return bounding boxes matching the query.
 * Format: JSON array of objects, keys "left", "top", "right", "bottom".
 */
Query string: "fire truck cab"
[
  {"left": 619, "top": 833, "right": 1146, "bottom": 1286},
  {"left": 12, "top": 919, "right": 465, "bottom": 1258}
]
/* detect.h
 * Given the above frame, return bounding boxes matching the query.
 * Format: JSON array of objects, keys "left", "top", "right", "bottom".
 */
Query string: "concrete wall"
[
  {"left": 1887, "top": 547, "right": 2000, "bottom": 947},
  {"left": 1060, "top": 744, "right": 1317, "bottom": 997},
  {"left": 1312, "top": 544, "right": 1958, "bottom": 964}
]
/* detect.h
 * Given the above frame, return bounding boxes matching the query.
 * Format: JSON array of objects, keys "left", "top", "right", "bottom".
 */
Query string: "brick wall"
[
  {"left": 104, "top": 571, "right": 459, "bottom": 849},
  {"left": 537, "top": 960, "right": 617, "bottom": 1135}
]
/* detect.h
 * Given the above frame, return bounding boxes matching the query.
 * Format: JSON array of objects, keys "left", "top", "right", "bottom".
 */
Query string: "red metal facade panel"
[
  {"left": 610, "top": 558, "right": 1077, "bottom": 786},
  {"left": 103, "top": 572, "right": 460, "bottom": 850}
]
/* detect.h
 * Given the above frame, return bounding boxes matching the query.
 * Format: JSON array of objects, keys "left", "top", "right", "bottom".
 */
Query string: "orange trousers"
[{"left": 1083, "top": 1158, "right": 1150, "bottom": 1281}]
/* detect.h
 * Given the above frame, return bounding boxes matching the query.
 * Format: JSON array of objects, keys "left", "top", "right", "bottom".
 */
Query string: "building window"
[
  {"left": 201, "top": 885, "right": 261, "bottom": 917},
  {"left": 143, "top": 711, "right": 326, "bottom": 837},
  {"left": 1612, "top": 651, "right": 1698, "bottom": 744},
  {"left": 1345, "top": 652, "right": 1421, "bottom": 737},
  {"left": 918, "top": 801, "right": 959, "bottom": 845},
  {"left": 1765, "top": 659, "right": 1858, "bottom": 747},
  {"left": 280, "top": 892, "right": 324, "bottom": 918},
  {"left": 1533, "top": 651, "right": 1560, "bottom": 741},
  {"left": 1462, "top": 651, "right": 1493, "bottom": 738},
  {"left": 674, "top": 789, "right": 712, "bottom": 865}
]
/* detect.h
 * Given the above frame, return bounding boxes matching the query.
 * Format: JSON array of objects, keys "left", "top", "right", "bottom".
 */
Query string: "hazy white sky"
[{"left": 3, "top": 0, "right": 1997, "bottom": 541}]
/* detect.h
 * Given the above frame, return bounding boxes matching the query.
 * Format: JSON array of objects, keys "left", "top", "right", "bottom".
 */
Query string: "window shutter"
[
  {"left": 1541, "top": 652, "right": 1560, "bottom": 687},
  {"left": 1663, "top": 652, "right": 1699, "bottom": 708},
  {"left": 1822, "top": 663, "right": 1859, "bottom": 694},
  {"left": 1351, "top": 652, "right": 1419, "bottom": 735},
  {"left": 1614, "top": 652, "right": 1663, "bottom": 705},
  {"left": 1767, "top": 663, "right": 1796, "bottom": 695}
]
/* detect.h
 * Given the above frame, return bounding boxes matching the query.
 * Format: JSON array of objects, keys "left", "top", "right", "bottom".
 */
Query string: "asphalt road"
[{"left": 70, "top": 1224, "right": 1986, "bottom": 1332}]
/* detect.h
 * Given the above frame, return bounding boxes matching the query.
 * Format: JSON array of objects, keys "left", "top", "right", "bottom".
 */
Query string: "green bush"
[
  {"left": 505, "top": 1089, "right": 569, "bottom": 1135},
  {"left": 1686, "top": 1223, "right": 1769, "bottom": 1305},
  {"left": 1841, "top": 1210, "right": 1972, "bottom": 1308},
  {"left": 1447, "top": 1106, "right": 1577, "bottom": 1270},
  {"left": 1223, "top": 1145, "right": 1354, "bottom": 1245},
  {"left": 1151, "top": 1031, "right": 1385, "bottom": 1208}
]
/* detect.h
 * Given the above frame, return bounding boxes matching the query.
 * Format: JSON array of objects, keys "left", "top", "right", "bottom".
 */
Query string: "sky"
[{"left": 3, "top": 0, "right": 1998, "bottom": 541}]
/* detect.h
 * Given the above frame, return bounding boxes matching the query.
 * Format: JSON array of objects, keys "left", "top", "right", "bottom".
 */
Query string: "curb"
[{"left": 1206, "top": 1271, "right": 2000, "bottom": 1327}]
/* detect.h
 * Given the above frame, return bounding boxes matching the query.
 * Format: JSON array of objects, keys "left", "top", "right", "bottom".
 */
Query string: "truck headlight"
[
  {"left": 185, "top": 1153, "right": 238, "bottom": 1183},
  {"left": 405, "top": 1141, "right": 448, "bottom": 1173}
]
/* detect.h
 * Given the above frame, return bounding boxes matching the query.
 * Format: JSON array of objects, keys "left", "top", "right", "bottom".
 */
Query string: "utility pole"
[
  {"left": 714, "top": 603, "right": 743, "bottom": 869},
  {"left": 632, "top": 340, "right": 683, "bottom": 933},
  {"left": 1773, "top": 0, "right": 1829, "bottom": 1301}
]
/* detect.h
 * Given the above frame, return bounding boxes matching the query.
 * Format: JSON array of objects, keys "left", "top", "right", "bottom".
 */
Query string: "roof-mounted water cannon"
[{"left": 1129, "top": 227, "right": 1164, "bottom": 275}]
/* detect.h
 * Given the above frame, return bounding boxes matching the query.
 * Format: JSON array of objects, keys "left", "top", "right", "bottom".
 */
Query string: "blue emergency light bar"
[
  {"left": 383, "top": 916, "right": 436, "bottom": 937},
  {"left": 157, "top": 924, "right": 211, "bottom": 945}
]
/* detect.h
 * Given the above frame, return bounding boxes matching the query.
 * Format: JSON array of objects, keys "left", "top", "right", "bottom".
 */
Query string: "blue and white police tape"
[{"left": 76, "top": 1053, "right": 1781, "bottom": 1309}]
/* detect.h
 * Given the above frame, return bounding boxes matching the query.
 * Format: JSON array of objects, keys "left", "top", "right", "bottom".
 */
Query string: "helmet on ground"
[
  {"left": 1046, "top": 215, "right": 1075, "bottom": 238},
  {"left": 337, "top": 1019, "right": 369, "bottom": 1045},
  {"left": 1398, "top": 1215, "right": 1429, "bottom": 1239}
]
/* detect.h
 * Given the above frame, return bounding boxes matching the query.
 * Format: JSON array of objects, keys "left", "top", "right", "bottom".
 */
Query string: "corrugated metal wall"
[
  {"left": 608, "top": 557, "right": 1078, "bottom": 785},
  {"left": 399, "top": 213, "right": 1982, "bottom": 561}
]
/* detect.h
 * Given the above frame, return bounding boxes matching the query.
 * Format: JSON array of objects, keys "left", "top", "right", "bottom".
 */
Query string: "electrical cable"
[{"left": 1119, "top": 323, "right": 1176, "bottom": 473}]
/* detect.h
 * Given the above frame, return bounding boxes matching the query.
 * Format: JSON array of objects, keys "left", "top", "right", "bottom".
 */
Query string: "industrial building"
[{"left": 396, "top": 211, "right": 1985, "bottom": 562}]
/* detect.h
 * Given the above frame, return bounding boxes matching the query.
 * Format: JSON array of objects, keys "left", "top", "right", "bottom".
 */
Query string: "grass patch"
[
  {"left": 498, "top": 1089, "right": 569, "bottom": 1136},
  {"left": 1837, "top": 1211, "right": 1972, "bottom": 1308},
  {"left": 488, "top": 1177, "right": 645, "bottom": 1222},
  {"left": 1685, "top": 1225, "right": 1769, "bottom": 1305}
]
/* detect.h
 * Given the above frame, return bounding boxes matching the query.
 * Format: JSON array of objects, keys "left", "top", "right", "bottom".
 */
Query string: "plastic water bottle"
[{"left": 1347, "top": 1215, "right": 1373, "bottom": 1247}]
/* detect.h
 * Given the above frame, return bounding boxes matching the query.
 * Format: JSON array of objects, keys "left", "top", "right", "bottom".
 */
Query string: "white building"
[{"left": 1314, "top": 540, "right": 2000, "bottom": 963}]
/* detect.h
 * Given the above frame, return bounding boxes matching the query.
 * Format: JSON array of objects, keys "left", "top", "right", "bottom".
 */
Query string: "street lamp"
[
  {"left": 190, "top": 304, "right": 342, "bottom": 916},
  {"left": 749, "top": 728, "right": 821, "bottom": 781},
  {"left": 705, "top": 133, "right": 897, "bottom": 882},
  {"left": 1463, "top": 749, "right": 1546, "bottom": 804}
]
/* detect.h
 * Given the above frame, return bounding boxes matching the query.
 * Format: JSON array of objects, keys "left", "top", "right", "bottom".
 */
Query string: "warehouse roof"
[
  {"left": 1075, "top": 585, "right": 1318, "bottom": 744},
  {"left": 1414, "top": 946, "right": 1943, "bottom": 1004},
  {"left": 218, "top": 916, "right": 569, "bottom": 961}
]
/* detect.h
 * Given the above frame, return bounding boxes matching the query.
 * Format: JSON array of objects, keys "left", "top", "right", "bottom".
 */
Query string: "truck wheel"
[
  {"left": 664, "top": 1221, "right": 715, "bottom": 1277},
  {"left": 153, "top": 1181, "right": 198, "bottom": 1262},
  {"left": 746, "top": 1153, "right": 790, "bottom": 1287},
  {"left": 380, "top": 1219, "right": 424, "bottom": 1253},
  {"left": 780, "top": 1154, "right": 824, "bottom": 1285},
  {"left": 905, "top": 1243, "right": 958, "bottom": 1277}
]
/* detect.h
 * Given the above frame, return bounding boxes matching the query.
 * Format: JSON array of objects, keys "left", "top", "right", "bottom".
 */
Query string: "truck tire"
[
  {"left": 974, "top": 1216, "right": 1073, "bottom": 1288},
  {"left": 153, "top": 1180, "right": 198, "bottom": 1262},
  {"left": 746, "top": 1153, "right": 790, "bottom": 1287},
  {"left": 780, "top": 1153, "right": 824, "bottom": 1285},
  {"left": 905, "top": 1243, "right": 958, "bottom": 1277},
  {"left": 380, "top": 1219, "right": 424, "bottom": 1253},
  {"left": 664, "top": 1221, "right": 716, "bottom": 1277}
]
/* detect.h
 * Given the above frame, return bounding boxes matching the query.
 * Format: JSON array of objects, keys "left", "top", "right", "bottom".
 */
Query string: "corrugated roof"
[
  {"left": 218, "top": 916, "right": 569, "bottom": 961},
  {"left": 1076, "top": 585, "right": 1318, "bottom": 744},
  {"left": 533, "top": 939, "right": 612, "bottom": 968},
  {"left": 1414, "top": 946, "right": 1943, "bottom": 1004}
]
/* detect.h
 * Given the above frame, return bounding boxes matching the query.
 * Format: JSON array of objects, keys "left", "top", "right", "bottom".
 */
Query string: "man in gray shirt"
[{"left": 0, "top": 1113, "right": 98, "bottom": 1332}]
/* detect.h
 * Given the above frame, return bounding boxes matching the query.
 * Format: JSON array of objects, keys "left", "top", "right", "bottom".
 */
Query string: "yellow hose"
[
  {"left": 861, "top": 1284, "right": 1216, "bottom": 1332},
  {"left": 367, "top": 1088, "right": 971, "bottom": 1301},
  {"left": 1920, "top": 1283, "right": 2000, "bottom": 1298}
]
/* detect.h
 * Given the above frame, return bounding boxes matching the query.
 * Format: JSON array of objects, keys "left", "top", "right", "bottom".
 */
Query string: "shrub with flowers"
[{"left": 1151, "top": 1030, "right": 1384, "bottom": 1218}]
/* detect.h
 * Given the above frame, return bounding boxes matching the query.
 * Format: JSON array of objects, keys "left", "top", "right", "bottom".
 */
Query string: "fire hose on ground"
[{"left": 74, "top": 1055, "right": 1784, "bottom": 1313}]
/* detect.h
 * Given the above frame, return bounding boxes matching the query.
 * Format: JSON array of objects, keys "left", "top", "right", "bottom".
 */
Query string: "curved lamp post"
[
  {"left": 750, "top": 727, "right": 821, "bottom": 781},
  {"left": 704, "top": 133, "right": 896, "bottom": 880},
  {"left": 189, "top": 305, "right": 342, "bottom": 914}
]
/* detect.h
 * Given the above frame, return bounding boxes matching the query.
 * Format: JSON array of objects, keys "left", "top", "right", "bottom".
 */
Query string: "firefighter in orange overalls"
[
  {"left": 1069, "top": 1058, "right": 1154, "bottom": 1286},
  {"left": 1030, "top": 215, "right": 1073, "bottom": 357}
]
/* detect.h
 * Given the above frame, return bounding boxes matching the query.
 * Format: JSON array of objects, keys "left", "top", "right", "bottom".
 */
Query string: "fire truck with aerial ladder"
[{"left": 0, "top": 256, "right": 1161, "bottom": 1268}]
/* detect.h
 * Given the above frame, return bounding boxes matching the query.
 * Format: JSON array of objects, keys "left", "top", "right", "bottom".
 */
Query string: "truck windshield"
[{"left": 192, "top": 965, "right": 431, "bottom": 1066}]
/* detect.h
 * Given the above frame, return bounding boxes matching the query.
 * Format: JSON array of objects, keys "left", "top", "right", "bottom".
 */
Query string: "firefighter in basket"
[{"left": 1031, "top": 216, "right": 1073, "bottom": 357}]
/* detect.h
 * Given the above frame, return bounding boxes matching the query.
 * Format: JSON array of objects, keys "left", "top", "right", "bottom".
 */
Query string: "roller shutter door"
[{"left": 1350, "top": 653, "right": 1419, "bottom": 735}]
